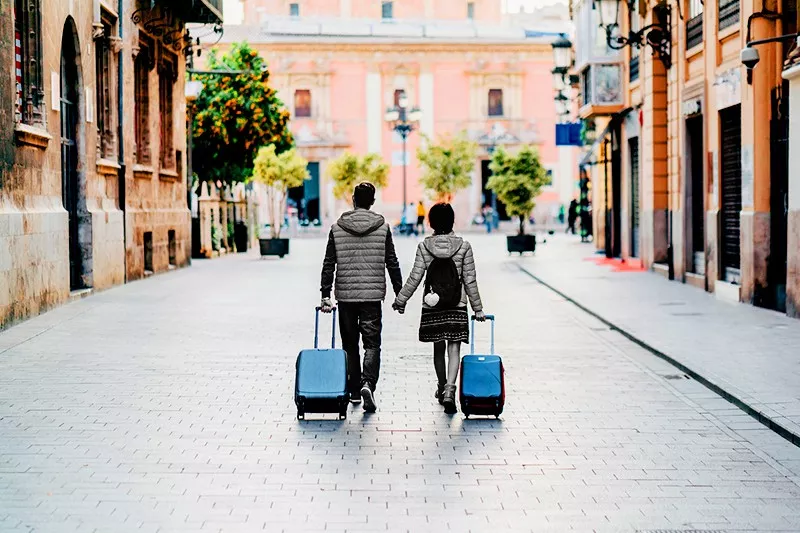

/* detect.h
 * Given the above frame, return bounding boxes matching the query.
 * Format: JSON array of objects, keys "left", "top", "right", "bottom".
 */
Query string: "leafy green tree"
[
  {"left": 250, "top": 145, "right": 308, "bottom": 238},
  {"left": 416, "top": 131, "right": 477, "bottom": 202},
  {"left": 326, "top": 152, "right": 389, "bottom": 201},
  {"left": 191, "top": 42, "right": 293, "bottom": 186},
  {"left": 487, "top": 145, "right": 550, "bottom": 235}
]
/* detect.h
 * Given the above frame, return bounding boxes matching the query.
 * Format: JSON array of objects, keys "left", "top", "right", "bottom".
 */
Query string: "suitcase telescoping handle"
[
  {"left": 470, "top": 314, "right": 495, "bottom": 355},
  {"left": 314, "top": 306, "right": 337, "bottom": 349}
]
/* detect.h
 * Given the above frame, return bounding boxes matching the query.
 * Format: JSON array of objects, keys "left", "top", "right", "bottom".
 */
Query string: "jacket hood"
[
  {"left": 337, "top": 209, "right": 386, "bottom": 236},
  {"left": 423, "top": 233, "right": 464, "bottom": 258}
]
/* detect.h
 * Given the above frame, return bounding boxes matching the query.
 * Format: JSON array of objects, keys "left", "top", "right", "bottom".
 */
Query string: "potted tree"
[
  {"left": 250, "top": 145, "right": 309, "bottom": 258},
  {"left": 487, "top": 146, "right": 550, "bottom": 255},
  {"left": 327, "top": 152, "right": 389, "bottom": 203},
  {"left": 417, "top": 131, "right": 477, "bottom": 202}
]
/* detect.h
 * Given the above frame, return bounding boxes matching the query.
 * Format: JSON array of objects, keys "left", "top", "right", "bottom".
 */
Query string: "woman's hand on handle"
[{"left": 474, "top": 310, "right": 486, "bottom": 322}]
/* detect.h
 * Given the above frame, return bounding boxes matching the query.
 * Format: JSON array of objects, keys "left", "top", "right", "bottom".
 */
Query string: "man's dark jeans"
[{"left": 338, "top": 302, "right": 382, "bottom": 394}]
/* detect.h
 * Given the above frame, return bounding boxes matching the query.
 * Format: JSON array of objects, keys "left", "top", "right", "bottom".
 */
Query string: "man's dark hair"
[
  {"left": 429, "top": 203, "right": 455, "bottom": 234},
  {"left": 353, "top": 182, "right": 376, "bottom": 208}
]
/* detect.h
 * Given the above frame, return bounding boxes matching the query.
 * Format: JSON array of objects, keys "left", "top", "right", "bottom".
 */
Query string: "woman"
[{"left": 392, "top": 203, "right": 485, "bottom": 414}]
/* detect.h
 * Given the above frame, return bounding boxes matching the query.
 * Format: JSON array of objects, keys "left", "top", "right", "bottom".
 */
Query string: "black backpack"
[{"left": 424, "top": 248, "right": 462, "bottom": 309}]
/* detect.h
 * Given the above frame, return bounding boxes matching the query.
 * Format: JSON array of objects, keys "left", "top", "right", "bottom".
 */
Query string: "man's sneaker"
[
  {"left": 349, "top": 391, "right": 362, "bottom": 404},
  {"left": 360, "top": 384, "right": 377, "bottom": 412}
]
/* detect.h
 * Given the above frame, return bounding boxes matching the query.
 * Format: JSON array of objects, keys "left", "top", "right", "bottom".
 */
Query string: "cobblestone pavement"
[
  {"left": 1, "top": 235, "right": 800, "bottom": 533},
  {"left": 517, "top": 234, "right": 800, "bottom": 442}
]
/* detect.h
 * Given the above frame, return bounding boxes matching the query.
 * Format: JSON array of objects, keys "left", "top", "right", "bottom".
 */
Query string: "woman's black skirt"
[{"left": 419, "top": 307, "right": 469, "bottom": 343}]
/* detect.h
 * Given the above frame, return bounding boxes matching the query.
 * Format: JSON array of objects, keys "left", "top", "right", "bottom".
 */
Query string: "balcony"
[
  {"left": 686, "top": 14, "right": 704, "bottom": 50},
  {"left": 718, "top": 0, "right": 739, "bottom": 31},
  {"left": 157, "top": 0, "right": 223, "bottom": 24}
]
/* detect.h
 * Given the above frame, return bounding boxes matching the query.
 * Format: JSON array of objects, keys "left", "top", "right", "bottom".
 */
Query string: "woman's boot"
[
  {"left": 442, "top": 384, "right": 457, "bottom": 414},
  {"left": 435, "top": 382, "right": 446, "bottom": 405}
]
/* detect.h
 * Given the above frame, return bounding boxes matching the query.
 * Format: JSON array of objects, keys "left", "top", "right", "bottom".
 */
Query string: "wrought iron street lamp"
[
  {"left": 594, "top": 0, "right": 672, "bottom": 69},
  {"left": 551, "top": 35, "right": 577, "bottom": 123},
  {"left": 552, "top": 35, "right": 573, "bottom": 71},
  {"left": 384, "top": 90, "right": 421, "bottom": 210}
]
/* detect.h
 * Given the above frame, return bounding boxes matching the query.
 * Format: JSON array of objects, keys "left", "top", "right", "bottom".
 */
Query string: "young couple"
[{"left": 320, "top": 182, "right": 485, "bottom": 415}]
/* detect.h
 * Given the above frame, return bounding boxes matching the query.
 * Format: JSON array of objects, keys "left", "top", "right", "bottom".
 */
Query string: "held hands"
[
  {"left": 474, "top": 310, "right": 487, "bottom": 322},
  {"left": 392, "top": 300, "right": 405, "bottom": 314},
  {"left": 320, "top": 297, "right": 334, "bottom": 313}
]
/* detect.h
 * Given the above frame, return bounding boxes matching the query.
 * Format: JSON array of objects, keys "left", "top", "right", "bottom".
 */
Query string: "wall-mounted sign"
[
  {"left": 51, "top": 72, "right": 60, "bottom": 111},
  {"left": 85, "top": 86, "right": 93, "bottom": 123},
  {"left": 555, "top": 123, "right": 582, "bottom": 146}
]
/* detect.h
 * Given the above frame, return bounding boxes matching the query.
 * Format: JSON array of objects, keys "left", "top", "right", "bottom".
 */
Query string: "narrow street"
[{"left": 1, "top": 235, "right": 799, "bottom": 533}]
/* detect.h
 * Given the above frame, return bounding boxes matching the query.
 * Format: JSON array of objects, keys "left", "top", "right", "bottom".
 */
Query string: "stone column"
[
  {"left": 198, "top": 182, "right": 213, "bottom": 258},
  {"left": 640, "top": 50, "right": 669, "bottom": 269},
  {"left": 740, "top": 16, "right": 779, "bottom": 305},
  {"left": 782, "top": 60, "right": 800, "bottom": 318}
]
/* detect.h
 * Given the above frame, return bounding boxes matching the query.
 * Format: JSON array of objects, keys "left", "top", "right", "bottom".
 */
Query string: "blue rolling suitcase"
[
  {"left": 295, "top": 307, "right": 348, "bottom": 420},
  {"left": 460, "top": 315, "right": 505, "bottom": 418}
]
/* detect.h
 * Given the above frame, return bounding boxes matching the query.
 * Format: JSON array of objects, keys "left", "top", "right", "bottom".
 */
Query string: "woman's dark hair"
[{"left": 428, "top": 203, "right": 455, "bottom": 235}]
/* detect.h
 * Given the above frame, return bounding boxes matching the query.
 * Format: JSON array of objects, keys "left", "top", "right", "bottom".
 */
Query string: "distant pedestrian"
[
  {"left": 405, "top": 203, "right": 418, "bottom": 235},
  {"left": 567, "top": 199, "right": 578, "bottom": 234},
  {"left": 558, "top": 204, "right": 566, "bottom": 225},
  {"left": 392, "top": 203, "right": 486, "bottom": 415},
  {"left": 416, "top": 201, "right": 426, "bottom": 235},
  {"left": 482, "top": 205, "right": 494, "bottom": 234},
  {"left": 320, "top": 182, "right": 404, "bottom": 412}
]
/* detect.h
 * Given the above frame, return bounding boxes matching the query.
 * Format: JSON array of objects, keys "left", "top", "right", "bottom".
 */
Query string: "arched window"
[
  {"left": 14, "top": 0, "right": 44, "bottom": 126},
  {"left": 134, "top": 36, "right": 155, "bottom": 165},
  {"left": 95, "top": 8, "right": 119, "bottom": 159}
]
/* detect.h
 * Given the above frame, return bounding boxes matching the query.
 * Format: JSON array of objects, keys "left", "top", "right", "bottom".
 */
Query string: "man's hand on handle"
[{"left": 321, "top": 297, "right": 334, "bottom": 313}]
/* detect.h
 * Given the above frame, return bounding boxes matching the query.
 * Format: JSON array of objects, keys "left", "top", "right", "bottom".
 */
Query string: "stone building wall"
[{"left": 1, "top": 0, "right": 198, "bottom": 329}]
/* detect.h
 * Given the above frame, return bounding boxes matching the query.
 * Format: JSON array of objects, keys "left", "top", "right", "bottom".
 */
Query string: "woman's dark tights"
[{"left": 433, "top": 340, "right": 462, "bottom": 386}]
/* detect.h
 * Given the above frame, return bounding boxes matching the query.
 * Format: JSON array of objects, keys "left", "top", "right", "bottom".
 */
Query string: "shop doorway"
[
  {"left": 480, "top": 160, "right": 508, "bottom": 221},
  {"left": 686, "top": 114, "right": 705, "bottom": 274},
  {"left": 719, "top": 105, "right": 742, "bottom": 282},
  {"left": 288, "top": 161, "right": 320, "bottom": 225},
  {"left": 628, "top": 137, "right": 640, "bottom": 257},
  {"left": 767, "top": 84, "right": 789, "bottom": 311},
  {"left": 60, "top": 19, "right": 90, "bottom": 290}
]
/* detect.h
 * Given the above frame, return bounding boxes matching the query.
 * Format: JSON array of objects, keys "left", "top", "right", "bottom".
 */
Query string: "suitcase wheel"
[{"left": 297, "top": 410, "right": 304, "bottom": 421}]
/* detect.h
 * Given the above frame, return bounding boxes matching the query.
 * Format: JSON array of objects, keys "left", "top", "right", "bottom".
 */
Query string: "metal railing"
[
  {"left": 686, "top": 14, "right": 704, "bottom": 49},
  {"left": 718, "top": 0, "right": 739, "bottom": 31}
]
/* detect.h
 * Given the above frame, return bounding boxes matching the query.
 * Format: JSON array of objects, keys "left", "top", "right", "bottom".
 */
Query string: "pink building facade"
[{"left": 221, "top": 0, "right": 573, "bottom": 228}]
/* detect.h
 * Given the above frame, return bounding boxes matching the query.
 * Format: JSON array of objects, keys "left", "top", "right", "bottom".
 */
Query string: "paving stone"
[{"left": 0, "top": 236, "right": 799, "bottom": 531}]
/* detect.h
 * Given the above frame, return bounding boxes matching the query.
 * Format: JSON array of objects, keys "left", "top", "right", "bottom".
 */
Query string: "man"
[{"left": 320, "top": 183, "right": 403, "bottom": 412}]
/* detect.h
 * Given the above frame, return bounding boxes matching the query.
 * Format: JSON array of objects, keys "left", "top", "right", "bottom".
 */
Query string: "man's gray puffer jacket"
[
  {"left": 320, "top": 209, "right": 403, "bottom": 302},
  {"left": 394, "top": 233, "right": 483, "bottom": 312}
]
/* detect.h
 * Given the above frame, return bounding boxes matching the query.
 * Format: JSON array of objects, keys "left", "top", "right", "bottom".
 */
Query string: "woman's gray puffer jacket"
[{"left": 394, "top": 233, "right": 483, "bottom": 312}]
